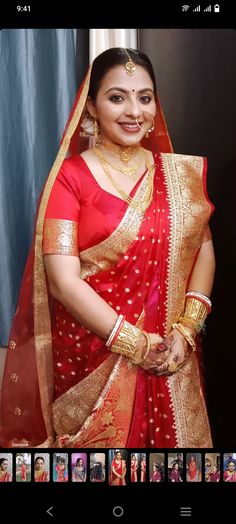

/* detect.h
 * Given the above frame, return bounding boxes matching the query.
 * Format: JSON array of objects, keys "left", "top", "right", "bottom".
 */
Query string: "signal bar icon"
[
  {"left": 193, "top": 5, "right": 201, "bottom": 11},
  {"left": 204, "top": 5, "right": 212, "bottom": 11}
]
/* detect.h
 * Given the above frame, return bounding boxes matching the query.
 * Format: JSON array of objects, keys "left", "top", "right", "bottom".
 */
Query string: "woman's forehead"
[{"left": 98, "top": 65, "right": 153, "bottom": 92}]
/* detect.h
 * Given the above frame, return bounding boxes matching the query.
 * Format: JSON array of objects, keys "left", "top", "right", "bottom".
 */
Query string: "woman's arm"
[
  {"left": 187, "top": 239, "right": 216, "bottom": 296},
  {"left": 44, "top": 254, "right": 163, "bottom": 367},
  {"left": 44, "top": 254, "right": 118, "bottom": 340}
]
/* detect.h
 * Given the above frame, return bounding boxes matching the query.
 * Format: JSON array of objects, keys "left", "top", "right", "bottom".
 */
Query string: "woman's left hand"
[{"left": 154, "top": 328, "right": 193, "bottom": 376}]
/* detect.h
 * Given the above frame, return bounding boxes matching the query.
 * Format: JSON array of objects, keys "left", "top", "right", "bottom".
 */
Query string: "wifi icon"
[{"left": 182, "top": 4, "right": 190, "bottom": 11}]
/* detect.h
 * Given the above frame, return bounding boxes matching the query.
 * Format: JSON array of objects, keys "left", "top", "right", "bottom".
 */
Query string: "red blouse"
[{"left": 43, "top": 154, "right": 148, "bottom": 254}]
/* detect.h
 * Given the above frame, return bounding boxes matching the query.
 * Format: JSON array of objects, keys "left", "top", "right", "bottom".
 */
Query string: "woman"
[
  {"left": 187, "top": 455, "right": 201, "bottom": 482},
  {"left": 209, "top": 465, "right": 220, "bottom": 482},
  {"left": 109, "top": 451, "right": 126, "bottom": 486},
  {"left": 223, "top": 461, "right": 236, "bottom": 482},
  {"left": 0, "top": 458, "right": 12, "bottom": 482},
  {"left": 21, "top": 462, "right": 27, "bottom": 482},
  {"left": 150, "top": 463, "right": 161, "bottom": 482},
  {"left": 130, "top": 454, "right": 138, "bottom": 482},
  {"left": 169, "top": 463, "right": 182, "bottom": 482},
  {"left": 34, "top": 456, "right": 49, "bottom": 482},
  {"left": 0, "top": 47, "right": 215, "bottom": 448},
  {"left": 140, "top": 455, "right": 146, "bottom": 482},
  {"left": 55, "top": 459, "right": 68, "bottom": 482},
  {"left": 72, "top": 458, "right": 86, "bottom": 482},
  {"left": 90, "top": 461, "right": 105, "bottom": 482}
]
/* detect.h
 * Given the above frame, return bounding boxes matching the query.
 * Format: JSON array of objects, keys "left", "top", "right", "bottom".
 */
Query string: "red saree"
[
  {"left": 131, "top": 459, "right": 138, "bottom": 482},
  {"left": 0, "top": 64, "right": 214, "bottom": 449},
  {"left": 109, "top": 458, "right": 126, "bottom": 486},
  {"left": 141, "top": 461, "right": 146, "bottom": 482},
  {"left": 34, "top": 470, "right": 49, "bottom": 482},
  {"left": 0, "top": 471, "right": 11, "bottom": 482}
]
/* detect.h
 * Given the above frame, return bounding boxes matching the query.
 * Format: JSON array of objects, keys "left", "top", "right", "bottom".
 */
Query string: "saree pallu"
[
  {"left": 0, "top": 151, "right": 214, "bottom": 448},
  {"left": 50, "top": 152, "right": 213, "bottom": 448}
]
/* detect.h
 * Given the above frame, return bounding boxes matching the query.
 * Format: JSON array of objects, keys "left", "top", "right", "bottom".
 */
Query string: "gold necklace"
[
  {"left": 95, "top": 147, "right": 145, "bottom": 177},
  {"left": 101, "top": 141, "right": 142, "bottom": 165},
  {"left": 93, "top": 147, "right": 154, "bottom": 211}
]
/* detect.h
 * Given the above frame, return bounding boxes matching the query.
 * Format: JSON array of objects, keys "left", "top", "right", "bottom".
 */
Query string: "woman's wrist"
[{"left": 106, "top": 318, "right": 150, "bottom": 365}]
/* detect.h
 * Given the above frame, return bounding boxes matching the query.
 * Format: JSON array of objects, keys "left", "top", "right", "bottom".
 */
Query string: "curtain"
[
  {"left": 89, "top": 29, "right": 137, "bottom": 62},
  {"left": 0, "top": 29, "right": 88, "bottom": 346}
]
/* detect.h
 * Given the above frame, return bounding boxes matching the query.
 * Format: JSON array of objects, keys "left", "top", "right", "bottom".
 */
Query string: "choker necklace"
[
  {"left": 101, "top": 141, "right": 142, "bottom": 165},
  {"left": 96, "top": 146, "right": 145, "bottom": 177},
  {"left": 93, "top": 147, "right": 154, "bottom": 211}
]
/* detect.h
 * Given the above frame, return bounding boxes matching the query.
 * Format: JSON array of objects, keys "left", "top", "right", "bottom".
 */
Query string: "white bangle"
[{"left": 106, "top": 314, "right": 125, "bottom": 347}]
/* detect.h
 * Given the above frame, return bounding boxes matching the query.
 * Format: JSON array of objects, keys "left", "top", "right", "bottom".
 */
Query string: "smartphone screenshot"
[{"left": 0, "top": 4, "right": 235, "bottom": 522}]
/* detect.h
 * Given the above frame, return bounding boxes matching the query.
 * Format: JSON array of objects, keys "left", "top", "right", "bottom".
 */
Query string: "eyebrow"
[{"left": 104, "top": 87, "right": 154, "bottom": 94}]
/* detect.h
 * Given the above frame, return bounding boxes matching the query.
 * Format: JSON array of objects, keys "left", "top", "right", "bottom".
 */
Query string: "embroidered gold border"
[
  {"left": 53, "top": 355, "right": 138, "bottom": 448},
  {"left": 33, "top": 67, "right": 92, "bottom": 443},
  {"left": 43, "top": 218, "right": 79, "bottom": 256},
  {"left": 162, "top": 153, "right": 212, "bottom": 447},
  {"left": 79, "top": 167, "right": 155, "bottom": 280}
]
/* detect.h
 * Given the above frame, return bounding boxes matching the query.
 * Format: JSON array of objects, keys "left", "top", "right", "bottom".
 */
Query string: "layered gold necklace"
[
  {"left": 99, "top": 142, "right": 144, "bottom": 177},
  {"left": 93, "top": 147, "right": 154, "bottom": 211}
]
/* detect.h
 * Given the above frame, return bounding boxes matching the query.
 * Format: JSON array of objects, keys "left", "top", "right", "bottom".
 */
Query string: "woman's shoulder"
[
  {"left": 60, "top": 154, "right": 88, "bottom": 175},
  {"left": 56, "top": 154, "right": 91, "bottom": 191}
]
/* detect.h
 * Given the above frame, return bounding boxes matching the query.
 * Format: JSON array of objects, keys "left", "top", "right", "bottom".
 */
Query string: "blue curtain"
[{"left": 0, "top": 29, "right": 88, "bottom": 345}]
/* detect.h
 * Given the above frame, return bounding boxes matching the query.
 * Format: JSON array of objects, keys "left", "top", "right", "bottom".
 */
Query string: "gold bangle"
[
  {"left": 178, "top": 316, "right": 202, "bottom": 334},
  {"left": 172, "top": 323, "right": 197, "bottom": 352},
  {"left": 141, "top": 331, "right": 151, "bottom": 362},
  {"left": 184, "top": 297, "right": 209, "bottom": 327},
  {"left": 110, "top": 320, "right": 144, "bottom": 362}
]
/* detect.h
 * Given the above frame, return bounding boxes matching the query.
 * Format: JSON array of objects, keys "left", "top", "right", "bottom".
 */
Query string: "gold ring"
[{"left": 168, "top": 361, "right": 178, "bottom": 373}]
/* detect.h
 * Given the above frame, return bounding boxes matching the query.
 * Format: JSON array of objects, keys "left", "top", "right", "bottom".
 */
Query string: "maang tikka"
[{"left": 123, "top": 48, "right": 136, "bottom": 75}]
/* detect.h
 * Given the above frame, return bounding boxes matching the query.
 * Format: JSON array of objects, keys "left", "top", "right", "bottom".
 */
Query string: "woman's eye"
[
  {"left": 110, "top": 95, "right": 124, "bottom": 103},
  {"left": 140, "top": 95, "right": 151, "bottom": 104}
]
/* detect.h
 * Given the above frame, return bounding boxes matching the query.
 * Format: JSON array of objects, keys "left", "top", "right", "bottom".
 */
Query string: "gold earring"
[
  {"left": 94, "top": 119, "right": 99, "bottom": 138},
  {"left": 145, "top": 121, "right": 154, "bottom": 138}
]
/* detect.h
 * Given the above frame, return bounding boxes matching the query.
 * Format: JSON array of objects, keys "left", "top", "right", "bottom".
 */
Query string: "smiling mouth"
[{"left": 118, "top": 122, "right": 143, "bottom": 126}]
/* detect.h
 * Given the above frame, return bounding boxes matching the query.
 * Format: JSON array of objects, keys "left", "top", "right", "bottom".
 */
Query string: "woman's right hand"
[{"left": 140, "top": 333, "right": 172, "bottom": 372}]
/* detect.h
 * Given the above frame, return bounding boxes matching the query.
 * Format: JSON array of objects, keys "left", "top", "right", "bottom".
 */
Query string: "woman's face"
[
  {"left": 0, "top": 460, "right": 8, "bottom": 470},
  {"left": 35, "top": 459, "right": 44, "bottom": 470},
  {"left": 88, "top": 65, "right": 156, "bottom": 147}
]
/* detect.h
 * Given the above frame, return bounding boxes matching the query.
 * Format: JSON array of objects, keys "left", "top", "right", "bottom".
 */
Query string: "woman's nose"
[{"left": 126, "top": 100, "right": 142, "bottom": 119}]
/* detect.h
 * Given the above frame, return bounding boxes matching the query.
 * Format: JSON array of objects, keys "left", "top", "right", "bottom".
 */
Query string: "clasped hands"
[{"left": 140, "top": 328, "right": 195, "bottom": 376}]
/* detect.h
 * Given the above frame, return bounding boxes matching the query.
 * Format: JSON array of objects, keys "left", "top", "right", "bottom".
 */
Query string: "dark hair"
[
  {"left": 88, "top": 47, "right": 157, "bottom": 100},
  {"left": 91, "top": 461, "right": 103, "bottom": 480},
  {"left": 35, "top": 456, "right": 45, "bottom": 464},
  {"left": 0, "top": 458, "right": 8, "bottom": 466},
  {"left": 76, "top": 458, "right": 84, "bottom": 466}
]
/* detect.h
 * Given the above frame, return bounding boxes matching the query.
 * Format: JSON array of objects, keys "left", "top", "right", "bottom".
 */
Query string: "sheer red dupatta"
[{"left": 0, "top": 64, "right": 172, "bottom": 447}]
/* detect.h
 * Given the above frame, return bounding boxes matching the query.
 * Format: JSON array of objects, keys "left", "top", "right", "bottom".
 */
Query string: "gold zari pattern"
[
  {"left": 183, "top": 297, "right": 209, "bottom": 327},
  {"left": 43, "top": 218, "right": 79, "bottom": 256},
  {"left": 110, "top": 320, "right": 145, "bottom": 364},
  {"left": 162, "top": 153, "right": 213, "bottom": 447}
]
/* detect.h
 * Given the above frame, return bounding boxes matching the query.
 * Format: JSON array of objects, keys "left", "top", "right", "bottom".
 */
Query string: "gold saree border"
[
  {"left": 54, "top": 355, "right": 138, "bottom": 448},
  {"left": 162, "top": 153, "right": 212, "bottom": 447},
  {"left": 79, "top": 166, "right": 155, "bottom": 280},
  {"left": 43, "top": 218, "right": 79, "bottom": 256},
  {"left": 33, "top": 67, "right": 92, "bottom": 443}
]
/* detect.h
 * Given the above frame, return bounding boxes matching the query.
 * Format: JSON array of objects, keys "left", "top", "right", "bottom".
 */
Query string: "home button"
[{"left": 113, "top": 506, "right": 124, "bottom": 518}]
